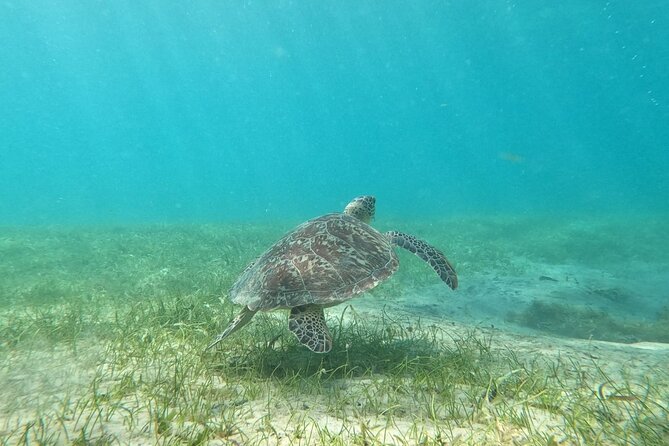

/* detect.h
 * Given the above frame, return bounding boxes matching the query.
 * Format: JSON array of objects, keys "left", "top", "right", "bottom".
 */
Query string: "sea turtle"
[{"left": 207, "top": 195, "right": 457, "bottom": 353}]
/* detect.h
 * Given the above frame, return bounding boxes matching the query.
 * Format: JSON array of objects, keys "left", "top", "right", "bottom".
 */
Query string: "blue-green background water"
[{"left": 1, "top": 1, "right": 668, "bottom": 224}]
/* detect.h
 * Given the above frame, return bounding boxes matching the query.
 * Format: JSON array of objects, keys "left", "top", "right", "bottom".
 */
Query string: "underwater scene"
[{"left": 1, "top": 1, "right": 668, "bottom": 445}]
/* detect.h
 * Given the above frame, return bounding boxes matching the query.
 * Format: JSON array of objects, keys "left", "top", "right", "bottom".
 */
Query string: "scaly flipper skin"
[
  {"left": 206, "top": 306, "right": 257, "bottom": 350},
  {"left": 288, "top": 304, "right": 332, "bottom": 353},
  {"left": 386, "top": 231, "right": 458, "bottom": 290}
]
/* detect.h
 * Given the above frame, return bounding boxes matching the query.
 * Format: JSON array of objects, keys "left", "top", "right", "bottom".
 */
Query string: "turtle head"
[{"left": 344, "top": 195, "right": 376, "bottom": 223}]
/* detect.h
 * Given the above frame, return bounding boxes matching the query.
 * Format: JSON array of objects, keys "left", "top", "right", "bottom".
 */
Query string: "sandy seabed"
[{"left": 1, "top": 312, "right": 668, "bottom": 445}]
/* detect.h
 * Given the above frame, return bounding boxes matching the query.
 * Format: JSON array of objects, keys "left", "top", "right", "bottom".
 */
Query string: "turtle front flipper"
[
  {"left": 206, "top": 306, "right": 257, "bottom": 350},
  {"left": 386, "top": 231, "right": 458, "bottom": 290},
  {"left": 288, "top": 304, "right": 332, "bottom": 353}
]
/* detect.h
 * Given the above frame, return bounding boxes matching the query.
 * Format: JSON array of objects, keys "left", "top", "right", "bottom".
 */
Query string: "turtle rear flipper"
[
  {"left": 288, "top": 304, "right": 332, "bottom": 353},
  {"left": 386, "top": 231, "right": 458, "bottom": 290},
  {"left": 206, "top": 306, "right": 257, "bottom": 350}
]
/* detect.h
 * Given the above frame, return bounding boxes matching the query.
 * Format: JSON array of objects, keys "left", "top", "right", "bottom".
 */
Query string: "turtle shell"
[{"left": 229, "top": 213, "right": 399, "bottom": 311}]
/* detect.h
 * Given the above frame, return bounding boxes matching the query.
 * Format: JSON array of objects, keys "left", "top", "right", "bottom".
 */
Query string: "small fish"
[
  {"left": 597, "top": 382, "right": 638, "bottom": 402},
  {"left": 539, "top": 275, "right": 558, "bottom": 282},
  {"left": 484, "top": 386, "right": 498, "bottom": 402},
  {"left": 498, "top": 151, "right": 525, "bottom": 164},
  {"left": 607, "top": 394, "right": 639, "bottom": 402}
]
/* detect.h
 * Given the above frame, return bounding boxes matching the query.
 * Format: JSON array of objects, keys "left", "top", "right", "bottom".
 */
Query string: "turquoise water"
[{"left": 1, "top": 1, "right": 667, "bottom": 224}]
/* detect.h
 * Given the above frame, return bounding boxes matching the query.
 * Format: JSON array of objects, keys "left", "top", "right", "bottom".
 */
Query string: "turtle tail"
[{"left": 386, "top": 231, "right": 458, "bottom": 290}]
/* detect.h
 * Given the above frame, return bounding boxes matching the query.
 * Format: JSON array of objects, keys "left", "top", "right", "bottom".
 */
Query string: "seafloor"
[{"left": 1, "top": 215, "right": 668, "bottom": 445}]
